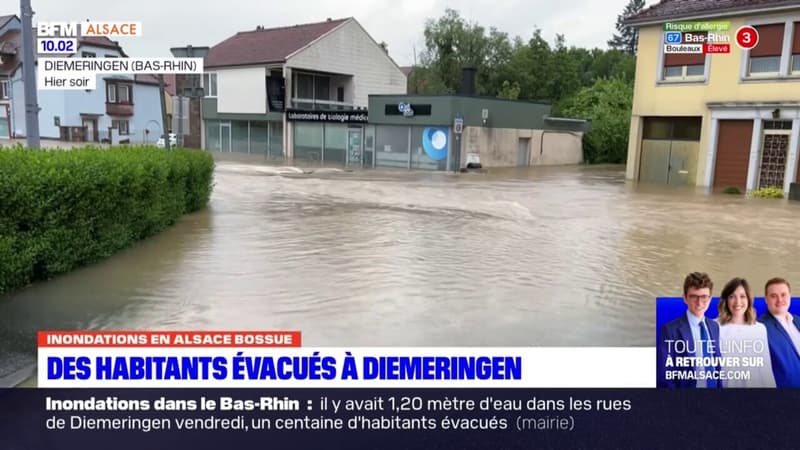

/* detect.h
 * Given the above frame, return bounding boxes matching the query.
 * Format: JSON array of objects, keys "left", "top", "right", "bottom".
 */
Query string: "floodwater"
[{"left": 2, "top": 158, "right": 800, "bottom": 384}]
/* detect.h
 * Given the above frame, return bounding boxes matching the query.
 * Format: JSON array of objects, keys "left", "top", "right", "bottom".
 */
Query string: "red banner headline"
[{"left": 37, "top": 331, "right": 301, "bottom": 347}]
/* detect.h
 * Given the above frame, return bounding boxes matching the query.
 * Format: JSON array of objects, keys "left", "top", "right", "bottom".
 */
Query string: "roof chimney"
[
  {"left": 327, "top": 18, "right": 332, "bottom": 22},
  {"left": 461, "top": 67, "right": 476, "bottom": 96}
]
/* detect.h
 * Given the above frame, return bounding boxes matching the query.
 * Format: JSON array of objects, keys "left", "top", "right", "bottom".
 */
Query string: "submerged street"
[{"left": 2, "top": 159, "right": 800, "bottom": 384}]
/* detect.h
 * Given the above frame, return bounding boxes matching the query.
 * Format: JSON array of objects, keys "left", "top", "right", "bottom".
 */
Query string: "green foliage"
[
  {"left": 555, "top": 77, "right": 633, "bottom": 164},
  {"left": 749, "top": 187, "right": 785, "bottom": 199},
  {"left": 0, "top": 146, "right": 214, "bottom": 294},
  {"left": 608, "top": 0, "right": 646, "bottom": 54},
  {"left": 497, "top": 80, "right": 521, "bottom": 100},
  {"left": 722, "top": 187, "right": 742, "bottom": 195},
  {"left": 414, "top": 9, "right": 636, "bottom": 103}
]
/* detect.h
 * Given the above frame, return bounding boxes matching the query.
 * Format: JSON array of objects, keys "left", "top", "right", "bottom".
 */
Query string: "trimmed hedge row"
[{"left": 0, "top": 146, "right": 214, "bottom": 295}]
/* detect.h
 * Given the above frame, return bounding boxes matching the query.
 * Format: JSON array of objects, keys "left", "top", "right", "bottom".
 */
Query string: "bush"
[
  {"left": 749, "top": 187, "right": 784, "bottom": 199},
  {"left": 722, "top": 187, "right": 742, "bottom": 195},
  {"left": 554, "top": 77, "right": 633, "bottom": 164},
  {"left": 0, "top": 146, "right": 214, "bottom": 294}
]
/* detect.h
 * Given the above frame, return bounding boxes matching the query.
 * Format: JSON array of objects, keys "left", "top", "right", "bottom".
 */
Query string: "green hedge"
[{"left": 0, "top": 146, "right": 214, "bottom": 294}]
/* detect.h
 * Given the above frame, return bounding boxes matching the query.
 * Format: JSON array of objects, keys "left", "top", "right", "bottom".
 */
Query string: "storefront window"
[
  {"left": 268, "top": 121, "right": 283, "bottom": 159},
  {"left": 232, "top": 121, "right": 249, "bottom": 153},
  {"left": 294, "top": 122, "right": 323, "bottom": 162},
  {"left": 324, "top": 124, "right": 347, "bottom": 165},
  {"left": 250, "top": 121, "right": 268, "bottom": 156},
  {"left": 205, "top": 120, "right": 220, "bottom": 151},
  {"left": 375, "top": 125, "right": 410, "bottom": 169}
]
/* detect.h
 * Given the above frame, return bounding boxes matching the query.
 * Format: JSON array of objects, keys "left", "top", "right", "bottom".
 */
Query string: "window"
[
  {"left": 0, "top": 79, "right": 8, "bottom": 99},
  {"left": 106, "top": 82, "right": 133, "bottom": 104},
  {"left": 82, "top": 51, "right": 96, "bottom": 58},
  {"left": 748, "top": 24, "right": 784, "bottom": 75},
  {"left": 203, "top": 73, "right": 217, "bottom": 97},
  {"left": 293, "top": 73, "right": 332, "bottom": 108},
  {"left": 112, "top": 119, "right": 130, "bottom": 135},
  {"left": 662, "top": 53, "right": 705, "bottom": 81}
]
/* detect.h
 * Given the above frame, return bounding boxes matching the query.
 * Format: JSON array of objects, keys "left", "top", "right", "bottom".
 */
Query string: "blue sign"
[
  {"left": 422, "top": 127, "right": 448, "bottom": 161},
  {"left": 665, "top": 31, "right": 682, "bottom": 44}
]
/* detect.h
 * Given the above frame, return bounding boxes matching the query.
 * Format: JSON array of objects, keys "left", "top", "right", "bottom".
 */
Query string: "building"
[
  {"left": 0, "top": 14, "right": 164, "bottom": 143},
  {"left": 201, "top": 17, "right": 407, "bottom": 160},
  {"left": 624, "top": 0, "right": 800, "bottom": 195},
  {"left": 364, "top": 92, "right": 589, "bottom": 170},
  {"left": 0, "top": 14, "right": 20, "bottom": 139}
]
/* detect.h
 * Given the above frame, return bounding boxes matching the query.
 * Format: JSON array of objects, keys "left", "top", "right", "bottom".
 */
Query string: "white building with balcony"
[{"left": 201, "top": 17, "right": 407, "bottom": 163}]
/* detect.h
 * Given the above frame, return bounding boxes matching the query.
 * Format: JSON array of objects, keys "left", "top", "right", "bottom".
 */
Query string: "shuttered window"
[
  {"left": 663, "top": 33, "right": 706, "bottom": 80},
  {"left": 749, "top": 24, "right": 784, "bottom": 74}
]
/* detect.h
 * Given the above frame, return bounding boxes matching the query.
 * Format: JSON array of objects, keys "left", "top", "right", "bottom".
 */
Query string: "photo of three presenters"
[{"left": 657, "top": 272, "right": 800, "bottom": 388}]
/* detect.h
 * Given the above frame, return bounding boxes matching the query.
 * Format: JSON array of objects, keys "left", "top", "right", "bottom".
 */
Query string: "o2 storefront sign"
[{"left": 398, "top": 102, "right": 415, "bottom": 117}]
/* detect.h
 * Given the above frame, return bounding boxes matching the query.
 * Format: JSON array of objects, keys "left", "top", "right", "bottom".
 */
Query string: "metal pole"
[
  {"left": 158, "top": 74, "right": 170, "bottom": 149},
  {"left": 20, "top": 0, "right": 40, "bottom": 148}
]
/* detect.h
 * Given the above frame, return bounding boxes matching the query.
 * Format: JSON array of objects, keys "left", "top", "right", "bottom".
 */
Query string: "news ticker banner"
[
  {"left": 37, "top": 331, "right": 654, "bottom": 388},
  {"left": 662, "top": 20, "right": 760, "bottom": 55},
  {"left": 35, "top": 21, "right": 203, "bottom": 90},
  {"left": 4, "top": 388, "right": 800, "bottom": 449}
]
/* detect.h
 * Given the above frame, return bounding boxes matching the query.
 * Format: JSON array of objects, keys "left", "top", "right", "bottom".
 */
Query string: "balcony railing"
[
  {"left": 106, "top": 102, "right": 134, "bottom": 116},
  {"left": 291, "top": 98, "right": 355, "bottom": 111}
]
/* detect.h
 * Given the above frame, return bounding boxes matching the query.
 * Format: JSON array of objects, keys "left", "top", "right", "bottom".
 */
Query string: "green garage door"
[{"left": 639, "top": 117, "right": 702, "bottom": 185}]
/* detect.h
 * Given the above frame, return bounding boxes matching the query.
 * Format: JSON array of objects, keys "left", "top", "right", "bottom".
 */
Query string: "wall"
[
  {"left": 461, "top": 126, "right": 583, "bottom": 167},
  {"left": 131, "top": 83, "right": 163, "bottom": 144},
  {"left": 627, "top": 11, "right": 800, "bottom": 184},
  {"left": 215, "top": 66, "right": 267, "bottom": 114},
  {"left": 287, "top": 20, "right": 406, "bottom": 106}
]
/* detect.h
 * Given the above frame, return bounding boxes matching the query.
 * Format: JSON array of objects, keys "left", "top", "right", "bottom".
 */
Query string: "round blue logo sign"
[{"left": 422, "top": 127, "right": 448, "bottom": 161}]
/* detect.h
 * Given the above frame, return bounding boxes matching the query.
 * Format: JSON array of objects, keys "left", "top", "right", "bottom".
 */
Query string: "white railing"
[{"left": 291, "top": 98, "right": 355, "bottom": 110}]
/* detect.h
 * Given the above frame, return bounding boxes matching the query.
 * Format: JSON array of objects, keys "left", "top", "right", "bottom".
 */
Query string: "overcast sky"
[{"left": 22, "top": 0, "right": 656, "bottom": 66}]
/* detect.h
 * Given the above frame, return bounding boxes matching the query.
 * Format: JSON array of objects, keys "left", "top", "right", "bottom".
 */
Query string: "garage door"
[
  {"left": 639, "top": 117, "right": 702, "bottom": 185},
  {"left": 713, "top": 120, "right": 753, "bottom": 192}
]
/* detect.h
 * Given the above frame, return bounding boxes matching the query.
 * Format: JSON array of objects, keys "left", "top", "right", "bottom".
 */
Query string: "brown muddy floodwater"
[{"left": 2, "top": 159, "right": 800, "bottom": 384}]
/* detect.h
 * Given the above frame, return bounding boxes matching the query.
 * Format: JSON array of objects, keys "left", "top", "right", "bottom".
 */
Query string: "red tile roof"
[
  {"left": 625, "top": 0, "right": 800, "bottom": 25},
  {"left": 205, "top": 18, "right": 350, "bottom": 68},
  {"left": 134, "top": 74, "right": 162, "bottom": 86}
]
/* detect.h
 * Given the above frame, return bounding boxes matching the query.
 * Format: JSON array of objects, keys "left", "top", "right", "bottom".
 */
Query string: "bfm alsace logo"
[{"left": 36, "top": 21, "right": 141, "bottom": 55}]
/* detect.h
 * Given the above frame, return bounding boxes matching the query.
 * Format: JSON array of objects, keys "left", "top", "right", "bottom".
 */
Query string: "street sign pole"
[{"left": 20, "top": 0, "right": 40, "bottom": 148}]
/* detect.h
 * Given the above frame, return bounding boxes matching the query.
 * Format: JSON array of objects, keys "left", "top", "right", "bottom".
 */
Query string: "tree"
[
  {"left": 608, "top": 0, "right": 645, "bottom": 54},
  {"left": 555, "top": 77, "right": 633, "bottom": 164}
]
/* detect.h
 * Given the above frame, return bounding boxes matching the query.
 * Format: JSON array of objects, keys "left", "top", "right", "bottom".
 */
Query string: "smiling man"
[
  {"left": 658, "top": 272, "right": 723, "bottom": 388},
  {"left": 758, "top": 278, "right": 800, "bottom": 387}
]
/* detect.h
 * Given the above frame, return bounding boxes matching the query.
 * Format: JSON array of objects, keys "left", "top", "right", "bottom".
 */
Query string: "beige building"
[{"left": 624, "top": 0, "right": 800, "bottom": 194}]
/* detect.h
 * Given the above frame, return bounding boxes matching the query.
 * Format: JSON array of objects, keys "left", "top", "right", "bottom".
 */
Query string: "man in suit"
[
  {"left": 758, "top": 278, "right": 800, "bottom": 387},
  {"left": 658, "top": 272, "right": 723, "bottom": 388}
]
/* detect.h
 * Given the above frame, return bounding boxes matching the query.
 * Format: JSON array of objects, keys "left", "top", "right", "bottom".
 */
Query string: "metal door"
[
  {"left": 639, "top": 140, "right": 670, "bottom": 183},
  {"left": 220, "top": 123, "right": 231, "bottom": 152},
  {"left": 347, "top": 128, "right": 363, "bottom": 168},
  {"left": 517, "top": 138, "right": 531, "bottom": 166},
  {"left": 667, "top": 142, "right": 692, "bottom": 185}
]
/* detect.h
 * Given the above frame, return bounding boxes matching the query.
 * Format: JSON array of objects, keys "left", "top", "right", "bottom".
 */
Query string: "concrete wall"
[
  {"left": 627, "top": 11, "right": 800, "bottom": 185},
  {"left": 462, "top": 126, "right": 583, "bottom": 167},
  {"left": 215, "top": 66, "right": 267, "bottom": 114},
  {"left": 287, "top": 19, "right": 406, "bottom": 106}
]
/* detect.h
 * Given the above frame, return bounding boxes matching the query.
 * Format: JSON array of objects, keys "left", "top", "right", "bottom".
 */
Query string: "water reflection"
[{"left": 1, "top": 159, "right": 799, "bottom": 382}]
